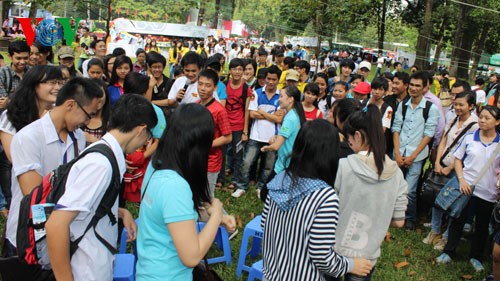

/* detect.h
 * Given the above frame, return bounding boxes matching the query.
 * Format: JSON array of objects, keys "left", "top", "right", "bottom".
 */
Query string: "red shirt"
[
  {"left": 304, "top": 107, "right": 323, "bottom": 121},
  {"left": 202, "top": 99, "right": 232, "bottom": 172},
  {"left": 225, "top": 81, "right": 252, "bottom": 131}
]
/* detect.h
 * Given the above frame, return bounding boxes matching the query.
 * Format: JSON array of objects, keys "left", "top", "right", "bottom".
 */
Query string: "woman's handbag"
[
  {"left": 192, "top": 257, "right": 223, "bottom": 281},
  {"left": 420, "top": 119, "right": 476, "bottom": 211},
  {"left": 435, "top": 142, "right": 500, "bottom": 218},
  {"left": 421, "top": 170, "right": 452, "bottom": 211}
]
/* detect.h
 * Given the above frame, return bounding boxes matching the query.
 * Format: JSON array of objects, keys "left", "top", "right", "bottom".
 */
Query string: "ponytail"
[
  {"left": 285, "top": 86, "right": 306, "bottom": 126},
  {"left": 343, "top": 104, "right": 386, "bottom": 177}
]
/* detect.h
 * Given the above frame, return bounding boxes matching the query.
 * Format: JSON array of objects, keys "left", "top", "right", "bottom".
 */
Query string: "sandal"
[
  {"left": 227, "top": 183, "right": 237, "bottom": 190},
  {"left": 225, "top": 169, "right": 232, "bottom": 177},
  {"left": 215, "top": 182, "right": 223, "bottom": 189}
]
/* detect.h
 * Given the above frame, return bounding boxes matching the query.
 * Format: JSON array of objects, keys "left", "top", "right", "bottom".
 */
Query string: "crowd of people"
[{"left": 0, "top": 35, "right": 498, "bottom": 281}]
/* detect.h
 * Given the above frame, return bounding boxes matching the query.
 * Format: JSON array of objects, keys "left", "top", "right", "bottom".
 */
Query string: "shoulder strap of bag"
[
  {"left": 69, "top": 143, "right": 120, "bottom": 256},
  {"left": 472, "top": 141, "right": 500, "bottom": 186},
  {"left": 440, "top": 121, "right": 476, "bottom": 163}
]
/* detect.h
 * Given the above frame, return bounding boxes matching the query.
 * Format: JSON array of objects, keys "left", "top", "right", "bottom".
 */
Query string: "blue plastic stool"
[
  {"left": 236, "top": 215, "right": 263, "bottom": 278},
  {"left": 119, "top": 219, "right": 139, "bottom": 262},
  {"left": 247, "top": 260, "right": 263, "bottom": 281},
  {"left": 113, "top": 253, "right": 135, "bottom": 281},
  {"left": 196, "top": 222, "right": 232, "bottom": 265}
]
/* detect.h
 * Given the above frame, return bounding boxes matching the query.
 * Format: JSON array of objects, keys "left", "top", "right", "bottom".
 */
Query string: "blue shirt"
[
  {"left": 107, "top": 85, "right": 122, "bottom": 106},
  {"left": 217, "top": 81, "right": 227, "bottom": 100},
  {"left": 151, "top": 104, "right": 166, "bottom": 139},
  {"left": 275, "top": 109, "right": 301, "bottom": 173},
  {"left": 136, "top": 166, "right": 198, "bottom": 281},
  {"left": 391, "top": 96, "right": 440, "bottom": 162}
]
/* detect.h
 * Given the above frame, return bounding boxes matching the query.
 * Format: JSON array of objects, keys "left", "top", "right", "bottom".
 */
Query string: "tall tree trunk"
[
  {"left": 469, "top": 22, "right": 490, "bottom": 81},
  {"left": 414, "top": 0, "right": 433, "bottom": 70},
  {"left": 454, "top": 10, "right": 475, "bottom": 80},
  {"left": 430, "top": 15, "right": 448, "bottom": 71},
  {"left": 378, "top": 0, "right": 387, "bottom": 50},
  {"left": 104, "top": 0, "right": 112, "bottom": 43},
  {"left": 214, "top": 0, "right": 221, "bottom": 29},
  {"left": 2, "top": 1, "right": 10, "bottom": 24},
  {"left": 28, "top": 1, "right": 37, "bottom": 18},
  {"left": 449, "top": 4, "right": 467, "bottom": 77}
]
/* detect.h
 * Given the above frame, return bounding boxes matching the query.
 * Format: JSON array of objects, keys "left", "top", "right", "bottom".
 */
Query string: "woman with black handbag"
[
  {"left": 423, "top": 91, "right": 478, "bottom": 250},
  {"left": 435, "top": 106, "right": 500, "bottom": 272}
]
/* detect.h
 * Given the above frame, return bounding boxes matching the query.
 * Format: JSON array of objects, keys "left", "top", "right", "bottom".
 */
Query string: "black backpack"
[
  {"left": 224, "top": 80, "right": 249, "bottom": 111},
  {"left": 16, "top": 143, "right": 120, "bottom": 273}
]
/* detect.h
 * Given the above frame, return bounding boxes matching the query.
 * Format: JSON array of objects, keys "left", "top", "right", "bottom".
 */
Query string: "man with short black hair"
[
  {"left": 0, "top": 40, "right": 30, "bottom": 101},
  {"left": 47, "top": 94, "right": 157, "bottom": 281},
  {"left": 233, "top": 65, "right": 283, "bottom": 198},
  {"left": 6, "top": 77, "right": 103, "bottom": 257},
  {"left": 392, "top": 62, "right": 402, "bottom": 75},
  {"left": 472, "top": 77, "right": 486, "bottom": 107},
  {"left": 392, "top": 71, "right": 440, "bottom": 230},
  {"left": 294, "top": 60, "right": 311, "bottom": 93}
]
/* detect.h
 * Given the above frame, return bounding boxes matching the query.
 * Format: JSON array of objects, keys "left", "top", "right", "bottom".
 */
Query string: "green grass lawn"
[{"left": 123, "top": 182, "right": 492, "bottom": 281}]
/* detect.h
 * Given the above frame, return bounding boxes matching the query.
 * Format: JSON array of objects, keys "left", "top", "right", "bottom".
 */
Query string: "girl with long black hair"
[
  {"left": 262, "top": 85, "right": 306, "bottom": 174},
  {"left": 262, "top": 119, "right": 373, "bottom": 280},
  {"left": 332, "top": 104, "right": 407, "bottom": 280},
  {"left": 107, "top": 55, "right": 132, "bottom": 106},
  {"left": 136, "top": 104, "right": 224, "bottom": 280}
]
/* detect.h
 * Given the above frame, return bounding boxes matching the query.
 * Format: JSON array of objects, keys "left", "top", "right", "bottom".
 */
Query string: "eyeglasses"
[
  {"left": 75, "top": 100, "right": 93, "bottom": 120},
  {"left": 42, "top": 79, "right": 65, "bottom": 86}
]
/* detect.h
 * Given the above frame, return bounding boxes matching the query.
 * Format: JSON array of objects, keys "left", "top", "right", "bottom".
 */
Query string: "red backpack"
[{"left": 16, "top": 143, "right": 120, "bottom": 272}]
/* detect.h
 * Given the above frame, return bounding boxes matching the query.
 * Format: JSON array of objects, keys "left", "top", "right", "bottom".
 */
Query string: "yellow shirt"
[
  {"left": 298, "top": 81, "right": 307, "bottom": 93},
  {"left": 278, "top": 70, "right": 288, "bottom": 89}
]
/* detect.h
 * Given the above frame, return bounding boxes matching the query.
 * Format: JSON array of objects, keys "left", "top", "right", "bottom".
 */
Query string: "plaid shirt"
[{"left": 0, "top": 65, "right": 25, "bottom": 98}]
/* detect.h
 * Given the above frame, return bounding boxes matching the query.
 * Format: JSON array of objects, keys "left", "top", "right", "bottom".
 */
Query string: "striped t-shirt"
[{"left": 261, "top": 186, "right": 352, "bottom": 280}]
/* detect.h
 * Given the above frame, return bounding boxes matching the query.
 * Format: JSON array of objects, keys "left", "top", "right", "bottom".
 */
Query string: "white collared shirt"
[
  {"left": 56, "top": 133, "right": 126, "bottom": 281},
  {"left": 7, "top": 112, "right": 85, "bottom": 246},
  {"left": 167, "top": 76, "right": 220, "bottom": 105}
]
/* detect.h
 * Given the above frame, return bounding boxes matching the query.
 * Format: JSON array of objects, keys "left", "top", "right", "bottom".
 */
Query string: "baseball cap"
[
  {"left": 353, "top": 81, "right": 371, "bottom": 95},
  {"left": 359, "top": 61, "right": 371, "bottom": 71},
  {"left": 286, "top": 69, "right": 300, "bottom": 82},
  {"left": 57, "top": 46, "right": 75, "bottom": 59}
]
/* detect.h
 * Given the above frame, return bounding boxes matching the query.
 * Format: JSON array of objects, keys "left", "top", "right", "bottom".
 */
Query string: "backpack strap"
[
  {"left": 241, "top": 83, "right": 249, "bottom": 105},
  {"left": 69, "top": 143, "right": 121, "bottom": 256},
  {"left": 402, "top": 100, "right": 433, "bottom": 124},
  {"left": 423, "top": 100, "right": 432, "bottom": 122}
]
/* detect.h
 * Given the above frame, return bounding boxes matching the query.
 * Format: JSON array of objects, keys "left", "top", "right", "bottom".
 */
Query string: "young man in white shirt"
[
  {"left": 46, "top": 94, "right": 158, "bottom": 281},
  {"left": 167, "top": 51, "right": 220, "bottom": 106},
  {"left": 5, "top": 77, "right": 102, "bottom": 257}
]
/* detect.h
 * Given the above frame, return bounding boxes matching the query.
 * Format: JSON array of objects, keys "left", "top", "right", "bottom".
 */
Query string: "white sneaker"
[{"left": 231, "top": 189, "right": 246, "bottom": 198}]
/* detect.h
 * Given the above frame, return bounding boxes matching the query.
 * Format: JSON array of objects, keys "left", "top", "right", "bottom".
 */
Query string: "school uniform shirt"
[
  {"left": 248, "top": 86, "right": 281, "bottom": 143},
  {"left": 391, "top": 97, "right": 440, "bottom": 162},
  {"left": 6, "top": 112, "right": 85, "bottom": 247},
  {"left": 202, "top": 99, "right": 231, "bottom": 173},
  {"left": 167, "top": 76, "right": 220, "bottom": 105},
  {"left": 367, "top": 101, "right": 393, "bottom": 129},
  {"left": 56, "top": 133, "right": 126, "bottom": 281},
  {"left": 0, "top": 110, "right": 16, "bottom": 153},
  {"left": 226, "top": 81, "right": 252, "bottom": 132},
  {"left": 136, "top": 167, "right": 198, "bottom": 281},
  {"left": 440, "top": 115, "right": 478, "bottom": 167},
  {"left": 274, "top": 109, "right": 301, "bottom": 174},
  {"left": 453, "top": 130, "right": 500, "bottom": 203}
]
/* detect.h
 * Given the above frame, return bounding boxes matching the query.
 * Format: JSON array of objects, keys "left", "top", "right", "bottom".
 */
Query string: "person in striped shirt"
[{"left": 261, "top": 119, "right": 372, "bottom": 281}]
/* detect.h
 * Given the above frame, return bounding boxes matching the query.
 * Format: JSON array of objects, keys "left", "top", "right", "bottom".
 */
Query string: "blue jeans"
[
  {"left": 405, "top": 160, "right": 424, "bottom": 223},
  {"left": 235, "top": 140, "right": 276, "bottom": 190},
  {"left": 430, "top": 170, "right": 456, "bottom": 236}
]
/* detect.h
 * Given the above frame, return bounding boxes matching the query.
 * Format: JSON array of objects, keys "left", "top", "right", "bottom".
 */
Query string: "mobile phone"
[{"left": 177, "top": 80, "right": 190, "bottom": 102}]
